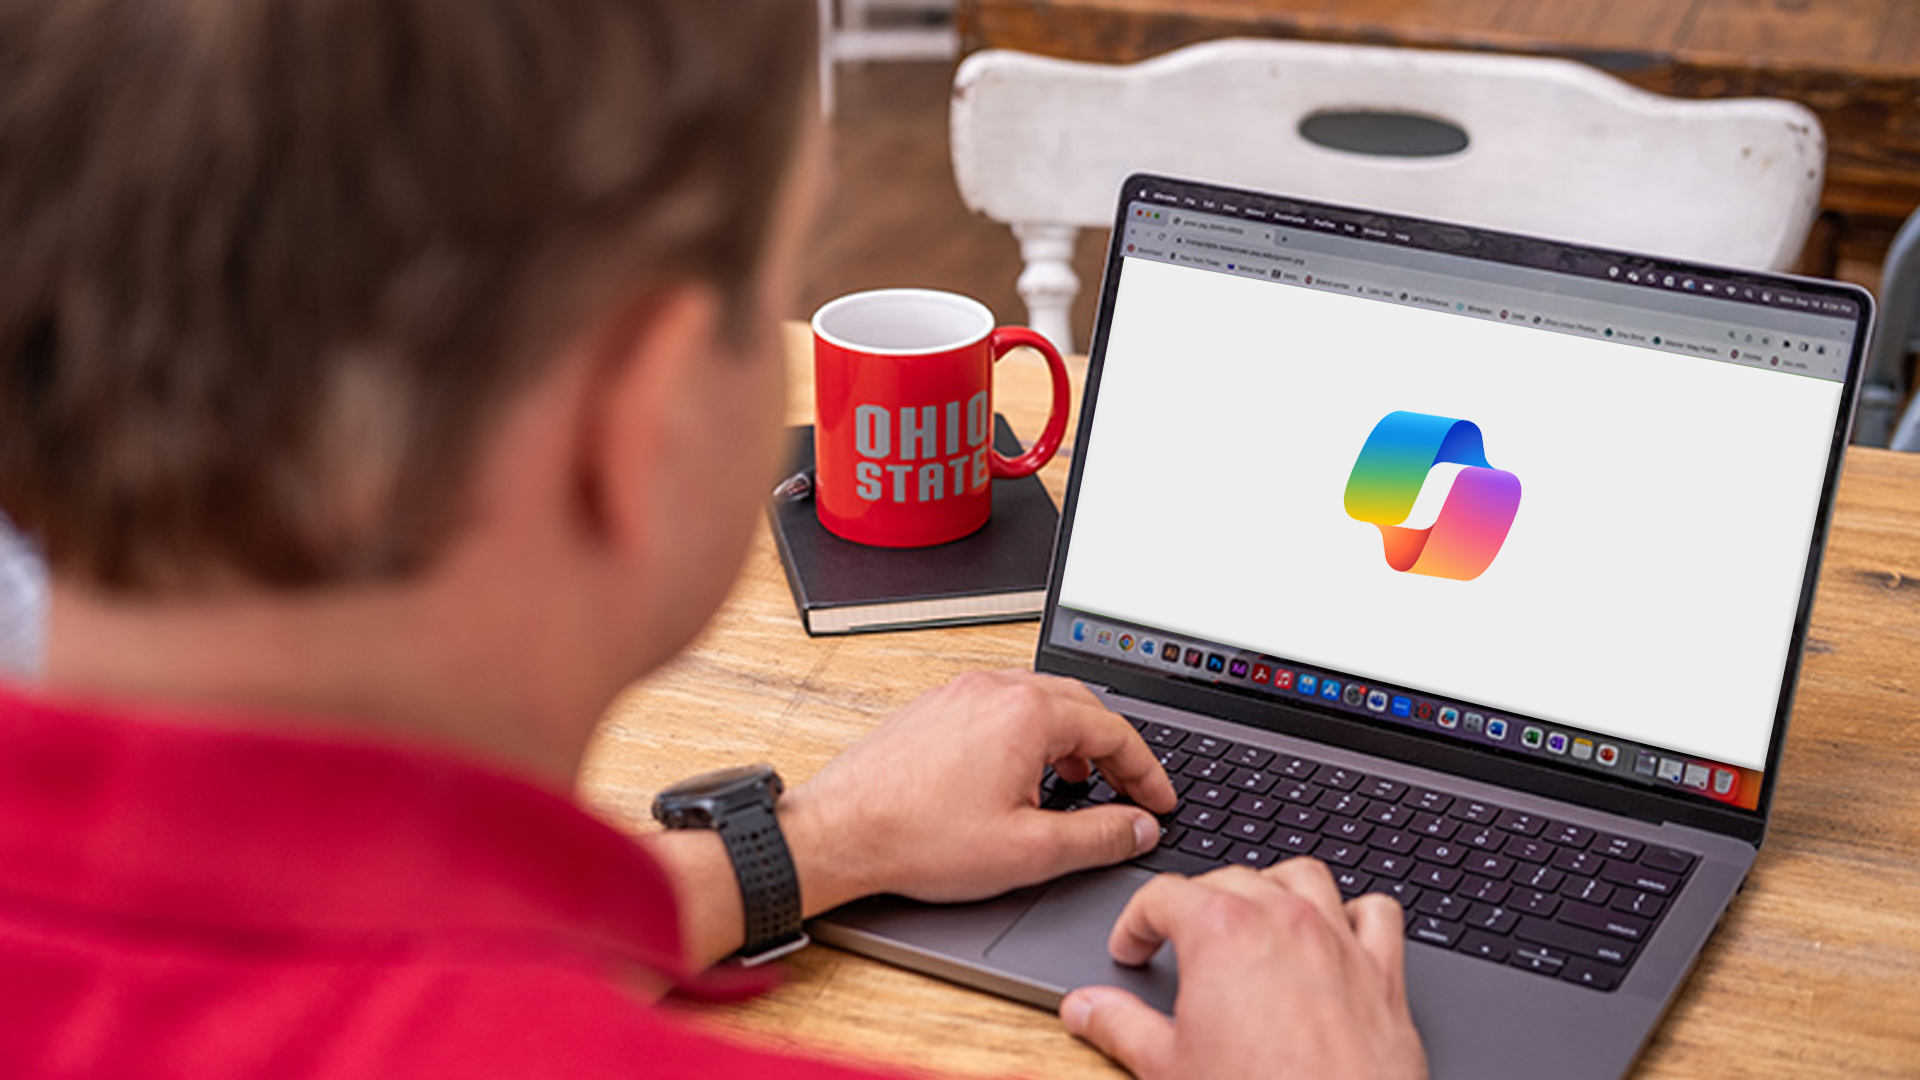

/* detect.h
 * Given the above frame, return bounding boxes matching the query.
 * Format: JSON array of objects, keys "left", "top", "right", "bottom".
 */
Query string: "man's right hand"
[{"left": 1060, "top": 858, "right": 1428, "bottom": 1080}]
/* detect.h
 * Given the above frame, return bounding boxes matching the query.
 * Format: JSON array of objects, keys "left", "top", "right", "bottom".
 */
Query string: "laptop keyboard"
[{"left": 1040, "top": 717, "right": 1700, "bottom": 992}]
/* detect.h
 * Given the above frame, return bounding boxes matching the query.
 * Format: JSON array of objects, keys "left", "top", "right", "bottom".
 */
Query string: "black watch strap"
[{"left": 715, "top": 799, "right": 806, "bottom": 963}]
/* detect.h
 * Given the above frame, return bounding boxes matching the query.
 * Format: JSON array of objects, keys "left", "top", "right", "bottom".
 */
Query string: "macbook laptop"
[{"left": 813, "top": 174, "right": 1871, "bottom": 1080}]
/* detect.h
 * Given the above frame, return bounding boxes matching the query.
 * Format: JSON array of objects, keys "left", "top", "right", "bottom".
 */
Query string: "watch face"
[{"left": 658, "top": 764, "right": 779, "bottom": 802}]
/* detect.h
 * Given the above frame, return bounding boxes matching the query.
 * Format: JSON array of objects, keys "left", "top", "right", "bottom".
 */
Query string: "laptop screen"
[{"left": 1043, "top": 175, "right": 1868, "bottom": 817}]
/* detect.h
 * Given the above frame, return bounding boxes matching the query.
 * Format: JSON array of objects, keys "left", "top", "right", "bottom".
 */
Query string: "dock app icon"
[{"left": 1344, "top": 411, "right": 1522, "bottom": 581}]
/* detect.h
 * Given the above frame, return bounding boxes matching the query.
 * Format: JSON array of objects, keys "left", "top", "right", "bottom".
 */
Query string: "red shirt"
[{"left": 0, "top": 686, "right": 906, "bottom": 1078}]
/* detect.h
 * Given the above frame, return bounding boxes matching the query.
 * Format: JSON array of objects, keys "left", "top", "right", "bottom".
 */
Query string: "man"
[{"left": 0, "top": 2, "right": 1425, "bottom": 1078}]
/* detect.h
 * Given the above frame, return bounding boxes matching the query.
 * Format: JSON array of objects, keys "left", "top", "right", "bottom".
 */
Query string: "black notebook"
[{"left": 768, "top": 416, "right": 1059, "bottom": 635}]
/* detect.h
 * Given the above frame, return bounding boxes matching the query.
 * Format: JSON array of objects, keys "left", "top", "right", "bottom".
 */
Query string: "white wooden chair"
[{"left": 950, "top": 39, "right": 1826, "bottom": 352}]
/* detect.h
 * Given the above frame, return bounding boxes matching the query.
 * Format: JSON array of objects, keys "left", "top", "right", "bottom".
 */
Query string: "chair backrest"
[{"left": 952, "top": 39, "right": 1824, "bottom": 273}]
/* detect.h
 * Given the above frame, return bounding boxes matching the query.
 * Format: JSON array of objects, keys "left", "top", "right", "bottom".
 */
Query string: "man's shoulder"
[
  {"left": 362, "top": 960, "right": 909, "bottom": 1079},
  {"left": 2, "top": 916, "right": 906, "bottom": 1079}
]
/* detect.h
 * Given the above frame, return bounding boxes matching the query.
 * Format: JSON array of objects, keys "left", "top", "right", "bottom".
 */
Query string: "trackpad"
[{"left": 983, "top": 866, "right": 1178, "bottom": 1013}]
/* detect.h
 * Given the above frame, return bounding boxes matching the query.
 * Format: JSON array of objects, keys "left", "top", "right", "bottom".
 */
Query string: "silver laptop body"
[{"left": 814, "top": 174, "right": 1872, "bottom": 1080}]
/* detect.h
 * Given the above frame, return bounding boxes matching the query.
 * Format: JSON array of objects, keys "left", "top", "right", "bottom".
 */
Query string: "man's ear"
[{"left": 572, "top": 283, "right": 727, "bottom": 559}]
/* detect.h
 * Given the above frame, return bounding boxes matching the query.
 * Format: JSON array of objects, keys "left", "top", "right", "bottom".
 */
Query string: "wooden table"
[
  {"left": 957, "top": 0, "right": 1920, "bottom": 269},
  {"left": 577, "top": 324, "right": 1920, "bottom": 1078}
]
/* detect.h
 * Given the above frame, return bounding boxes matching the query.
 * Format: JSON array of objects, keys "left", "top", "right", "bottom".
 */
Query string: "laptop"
[{"left": 812, "top": 174, "right": 1872, "bottom": 1080}]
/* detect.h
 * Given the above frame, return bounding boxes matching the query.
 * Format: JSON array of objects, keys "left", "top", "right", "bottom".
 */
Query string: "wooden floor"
[{"left": 793, "top": 61, "right": 1111, "bottom": 346}]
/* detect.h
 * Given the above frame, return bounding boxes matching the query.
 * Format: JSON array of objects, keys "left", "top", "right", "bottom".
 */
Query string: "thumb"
[
  {"left": 1027, "top": 804, "right": 1158, "bottom": 877},
  {"left": 1061, "top": 985, "right": 1176, "bottom": 1078}
]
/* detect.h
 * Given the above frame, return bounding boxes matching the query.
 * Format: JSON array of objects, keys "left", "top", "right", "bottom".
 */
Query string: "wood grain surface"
[
  {"left": 576, "top": 323, "right": 1920, "bottom": 1078},
  {"left": 956, "top": 0, "right": 1920, "bottom": 231}
]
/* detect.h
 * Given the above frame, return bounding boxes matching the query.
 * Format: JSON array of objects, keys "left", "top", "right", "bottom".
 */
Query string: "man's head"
[{"left": 0, "top": 0, "right": 815, "bottom": 594}]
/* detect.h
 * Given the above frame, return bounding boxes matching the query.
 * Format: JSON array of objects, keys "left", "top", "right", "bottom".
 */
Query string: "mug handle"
[{"left": 986, "top": 327, "right": 1071, "bottom": 479}]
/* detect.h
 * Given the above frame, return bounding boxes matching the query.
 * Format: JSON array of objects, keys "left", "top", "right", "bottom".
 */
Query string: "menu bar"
[
  {"left": 1133, "top": 183, "right": 1861, "bottom": 322},
  {"left": 1122, "top": 203, "right": 1852, "bottom": 382}
]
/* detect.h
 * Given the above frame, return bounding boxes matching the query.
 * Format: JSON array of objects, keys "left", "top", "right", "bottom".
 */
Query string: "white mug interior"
[{"left": 812, "top": 288, "right": 995, "bottom": 355}]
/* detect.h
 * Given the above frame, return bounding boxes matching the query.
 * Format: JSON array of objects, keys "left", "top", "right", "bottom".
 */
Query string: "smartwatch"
[{"left": 651, "top": 764, "right": 808, "bottom": 965}]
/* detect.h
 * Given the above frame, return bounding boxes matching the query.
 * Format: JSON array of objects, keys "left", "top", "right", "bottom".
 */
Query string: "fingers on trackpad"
[{"left": 984, "top": 866, "right": 1178, "bottom": 1013}]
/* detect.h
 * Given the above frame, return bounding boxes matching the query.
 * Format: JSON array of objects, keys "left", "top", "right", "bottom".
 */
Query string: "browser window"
[{"left": 1050, "top": 197, "right": 1858, "bottom": 811}]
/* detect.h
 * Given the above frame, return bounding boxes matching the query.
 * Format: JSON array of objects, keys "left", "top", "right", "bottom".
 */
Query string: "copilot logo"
[{"left": 1343, "top": 411, "right": 1522, "bottom": 581}]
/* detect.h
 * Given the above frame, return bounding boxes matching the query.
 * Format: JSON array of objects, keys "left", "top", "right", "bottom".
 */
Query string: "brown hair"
[{"left": 0, "top": 0, "right": 814, "bottom": 592}]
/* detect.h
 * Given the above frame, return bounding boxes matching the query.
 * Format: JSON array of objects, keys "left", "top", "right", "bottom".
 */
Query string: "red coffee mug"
[{"left": 812, "top": 289, "right": 1071, "bottom": 548}]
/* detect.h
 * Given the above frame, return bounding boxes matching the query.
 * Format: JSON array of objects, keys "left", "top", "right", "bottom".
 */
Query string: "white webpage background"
[{"left": 1059, "top": 257, "right": 1844, "bottom": 770}]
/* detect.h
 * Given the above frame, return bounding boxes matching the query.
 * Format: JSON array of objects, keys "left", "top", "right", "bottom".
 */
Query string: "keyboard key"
[
  {"left": 1185, "top": 735, "right": 1230, "bottom": 758},
  {"left": 1560, "top": 876, "right": 1614, "bottom": 906},
  {"left": 1272, "top": 829, "right": 1318, "bottom": 854},
  {"left": 1370, "top": 829, "right": 1419, "bottom": 854},
  {"left": 1641, "top": 846, "right": 1696, "bottom": 874},
  {"left": 1085, "top": 780, "right": 1118, "bottom": 803},
  {"left": 1404, "top": 788, "right": 1453, "bottom": 814},
  {"left": 1225, "top": 817, "right": 1274, "bottom": 844},
  {"left": 1359, "top": 777, "right": 1408, "bottom": 801},
  {"left": 1460, "top": 876, "right": 1511, "bottom": 904},
  {"left": 1157, "top": 824, "right": 1186, "bottom": 849},
  {"left": 1515, "top": 864, "right": 1564, "bottom": 892},
  {"left": 1274, "top": 779, "right": 1319, "bottom": 804},
  {"left": 1464, "top": 903, "right": 1520, "bottom": 934},
  {"left": 1415, "top": 839, "right": 1466, "bottom": 866},
  {"left": 1313, "top": 839, "right": 1365, "bottom": 867},
  {"left": 1332, "top": 869, "right": 1372, "bottom": 897},
  {"left": 1449, "top": 799, "right": 1500, "bottom": 824},
  {"left": 1562, "top": 958, "right": 1622, "bottom": 991},
  {"left": 1176, "top": 804, "right": 1226, "bottom": 831},
  {"left": 1459, "top": 825, "right": 1504, "bottom": 850},
  {"left": 1544, "top": 822, "right": 1596, "bottom": 848},
  {"left": 1315, "top": 790, "right": 1368, "bottom": 817},
  {"left": 1225, "top": 745, "right": 1274, "bottom": 769},
  {"left": 1319, "top": 766, "right": 1364, "bottom": 791},
  {"left": 1592, "top": 833, "right": 1644, "bottom": 861},
  {"left": 1463, "top": 853, "right": 1514, "bottom": 879},
  {"left": 1410, "top": 813, "right": 1458, "bottom": 840},
  {"left": 1599, "top": 861, "right": 1680, "bottom": 896},
  {"left": 1230, "top": 792, "right": 1281, "bottom": 819},
  {"left": 1550, "top": 848, "right": 1607, "bottom": 877},
  {"left": 1142, "top": 723, "right": 1184, "bottom": 747},
  {"left": 1410, "top": 863, "right": 1462, "bottom": 890},
  {"left": 1415, "top": 893, "right": 1469, "bottom": 921},
  {"left": 1380, "top": 880, "right": 1422, "bottom": 908},
  {"left": 1152, "top": 748, "right": 1190, "bottom": 775},
  {"left": 1515, "top": 916, "right": 1636, "bottom": 966},
  {"left": 1329, "top": 818, "right": 1373, "bottom": 843},
  {"left": 1497, "top": 809, "right": 1548, "bottom": 836},
  {"left": 1229, "top": 768, "right": 1277, "bottom": 794},
  {"left": 1126, "top": 716, "right": 1148, "bottom": 732},
  {"left": 1558, "top": 900, "right": 1651, "bottom": 942},
  {"left": 1223, "top": 842, "right": 1279, "bottom": 869},
  {"left": 1504, "top": 837, "right": 1554, "bottom": 863},
  {"left": 1508, "top": 889, "right": 1560, "bottom": 917},
  {"left": 1611, "top": 890, "right": 1666, "bottom": 918},
  {"left": 1274, "top": 756, "right": 1319, "bottom": 780},
  {"left": 1457, "top": 929, "right": 1511, "bottom": 961},
  {"left": 1361, "top": 802, "right": 1416, "bottom": 827},
  {"left": 1131, "top": 845, "right": 1217, "bottom": 876},
  {"left": 1190, "top": 784, "right": 1235, "bottom": 808},
  {"left": 1409, "top": 916, "right": 1462, "bottom": 948},
  {"left": 1360, "top": 850, "right": 1414, "bottom": 879},
  {"left": 1177, "top": 831, "right": 1231, "bottom": 859},
  {"left": 1510, "top": 944, "right": 1569, "bottom": 976},
  {"left": 1188, "top": 758, "right": 1235, "bottom": 783},
  {"left": 1275, "top": 805, "right": 1325, "bottom": 830}
]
